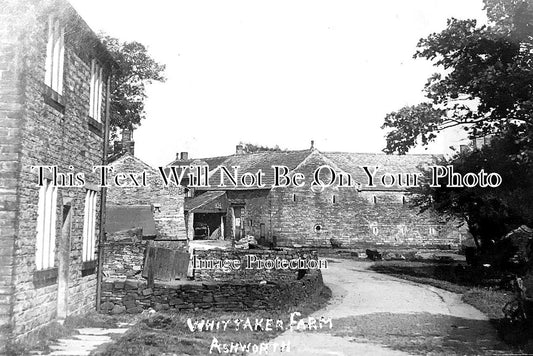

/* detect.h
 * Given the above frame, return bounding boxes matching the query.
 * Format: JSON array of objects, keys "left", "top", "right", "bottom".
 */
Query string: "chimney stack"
[
  {"left": 121, "top": 128, "right": 134, "bottom": 156},
  {"left": 175, "top": 152, "right": 189, "bottom": 161},
  {"left": 310, "top": 140, "right": 314, "bottom": 149},
  {"left": 236, "top": 144, "right": 244, "bottom": 155}
]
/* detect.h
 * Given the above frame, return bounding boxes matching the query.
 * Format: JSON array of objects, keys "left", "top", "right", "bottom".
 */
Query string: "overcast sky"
[{"left": 69, "top": 0, "right": 487, "bottom": 167}]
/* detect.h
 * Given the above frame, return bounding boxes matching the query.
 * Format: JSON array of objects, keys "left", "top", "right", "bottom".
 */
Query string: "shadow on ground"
[{"left": 313, "top": 312, "right": 518, "bottom": 355}]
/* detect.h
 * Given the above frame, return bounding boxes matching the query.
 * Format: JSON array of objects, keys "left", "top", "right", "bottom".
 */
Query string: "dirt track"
[{"left": 266, "top": 259, "right": 513, "bottom": 355}]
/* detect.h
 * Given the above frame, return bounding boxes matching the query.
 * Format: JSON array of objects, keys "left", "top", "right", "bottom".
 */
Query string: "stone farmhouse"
[
  {"left": 0, "top": 0, "right": 116, "bottom": 344},
  {"left": 171, "top": 144, "right": 462, "bottom": 249}
]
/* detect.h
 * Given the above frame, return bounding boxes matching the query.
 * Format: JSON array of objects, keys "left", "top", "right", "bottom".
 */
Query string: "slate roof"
[
  {"left": 169, "top": 150, "right": 312, "bottom": 189},
  {"left": 106, "top": 205, "right": 157, "bottom": 236},
  {"left": 324, "top": 152, "right": 439, "bottom": 191},
  {"left": 169, "top": 149, "right": 440, "bottom": 191},
  {"left": 184, "top": 191, "right": 226, "bottom": 212}
]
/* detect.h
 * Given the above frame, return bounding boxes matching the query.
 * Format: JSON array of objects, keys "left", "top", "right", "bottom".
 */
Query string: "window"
[
  {"left": 44, "top": 15, "right": 65, "bottom": 94},
  {"left": 36, "top": 179, "right": 58, "bottom": 270},
  {"left": 429, "top": 226, "right": 438, "bottom": 236},
  {"left": 82, "top": 190, "right": 98, "bottom": 262},
  {"left": 314, "top": 224, "right": 322, "bottom": 233},
  {"left": 332, "top": 195, "right": 336, "bottom": 204},
  {"left": 89, "top": 59, "right": 103, "bottom": 121}
]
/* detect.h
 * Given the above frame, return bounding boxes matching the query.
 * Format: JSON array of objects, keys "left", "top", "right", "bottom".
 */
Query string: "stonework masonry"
[
  {"left": 107, "top": 154, "right": 186, "bottom": 240},
  {"left": 175, "top": 149, "right": 463, "bottom": 250},
  {"left": 193, "top": 248, "right": 320, "bottom": 282},
  {"left": 227, "top": 152, "right": 461, "bottom": 249},
  {"left": 102, "top": 230, "right": 146, "bottom": 280},
  {"left": 0, "top": 0, "right": 116, "bottom": 346},
  {"left": 100, "top": 269, "right": 324, "bottom": 314}
]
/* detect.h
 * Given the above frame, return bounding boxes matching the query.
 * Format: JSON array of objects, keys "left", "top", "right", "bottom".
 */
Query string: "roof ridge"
[
  {"left": 167, "top": 149, "right": 313, "bottom": 166},
  {"left": 109, "top": 152, "right": 155, "bottom": 171},
  {"left": 324, "top": 151, "right": 440, "bottom": 156}
]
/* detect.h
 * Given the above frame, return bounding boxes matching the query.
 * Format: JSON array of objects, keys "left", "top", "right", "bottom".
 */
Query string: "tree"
[
  {"left": 409, "top": 129, "right": 533, "bottom": 251},
  {"left": 382, "top": 0, "right": 533, "bottom": 161},
  {"left": 239, "top": 142, "right": 285, "bottom": 153},
  {"left": 100, "top": 35, "right": 166, "bottom": 138},
  {"left": 383, "top": 0, "right": 533, "bottom": 255}
]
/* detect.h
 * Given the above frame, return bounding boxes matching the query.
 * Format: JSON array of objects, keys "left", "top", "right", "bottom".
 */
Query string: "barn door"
[{"left": 142, "top": 246, "right": 189, "bottom": 282}]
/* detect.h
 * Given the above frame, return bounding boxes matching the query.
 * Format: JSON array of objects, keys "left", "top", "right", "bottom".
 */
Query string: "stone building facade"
[
  {"left": 173, "top": 146, "right": 462, "bottom": 249},
  {"left": 103, "top": 148, "right": 187, "bottom": 283},
  {"left": 106, "top": 151, "right": 187, "bottom": 241},
  {"left": 0, "top": 0, "right": 116, "bottom": 345}
]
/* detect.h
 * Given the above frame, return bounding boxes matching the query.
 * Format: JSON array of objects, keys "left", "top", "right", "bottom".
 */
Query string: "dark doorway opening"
[{"left": 193, "top": 213, "right": 225, "bottom": 240}]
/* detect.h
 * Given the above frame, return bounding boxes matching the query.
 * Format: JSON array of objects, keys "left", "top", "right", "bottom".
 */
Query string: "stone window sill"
[
  {"left": 43, "top": 85, "right": 65, "bottom": 114},
  {"left": 82, "top": 260, "right": 97, "bottom": 276},
  {"left": 33, "top": 267, "right": 58, "bottom": 288},
  {"left": 88, "top": 116, "right": 103, "bottom": 137}
]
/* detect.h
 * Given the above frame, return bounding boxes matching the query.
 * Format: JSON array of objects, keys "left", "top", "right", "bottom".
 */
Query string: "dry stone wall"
[
  {"left": 100, "top": 269, "right": 323, "bottom": 314},
  {"left": 192, "top": 248, "right": 320, "bottom": 282}
]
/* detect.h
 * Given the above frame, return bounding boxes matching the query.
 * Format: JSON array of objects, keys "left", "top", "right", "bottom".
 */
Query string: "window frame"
[
  {"left": 35, "top": 179, "right": 58, "bottom": 271},
  {"left": 89, "top": 59, "right": 104, "bottom": 122},
  {"left": 82, "top": 189, "right": 98, "bottom": 262},
  {"left": 44, "top": 15, "right": 65, "bottom": 95}
]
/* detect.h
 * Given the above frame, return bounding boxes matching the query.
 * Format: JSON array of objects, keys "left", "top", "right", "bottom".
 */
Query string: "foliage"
[
  {"left": 381, "top": 0, "right": 533, "bottom": 260},
  {"left": 100, "top": 35, "right": 166, "bottom": 138},
  {"left": 239, "top": 142, "right": 285, "bottom": 153},
  {"left": 382, "top": 0, "right": 533, "bottom": 159},
  {"left": 409, "top": 128, "right": 533, "bottom": 249}
]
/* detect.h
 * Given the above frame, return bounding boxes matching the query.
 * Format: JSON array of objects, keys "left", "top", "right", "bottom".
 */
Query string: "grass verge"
[
  {"left": 370, "top": 260, "right": 533, "bottom": 352},
  {"left": 94, "top": 286, "right": 332, "bottom": 356}
]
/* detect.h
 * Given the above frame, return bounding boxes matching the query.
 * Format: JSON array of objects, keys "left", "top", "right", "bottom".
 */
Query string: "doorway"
[{"left": 57, "top": 202, "right": 72, "bottom": 321}]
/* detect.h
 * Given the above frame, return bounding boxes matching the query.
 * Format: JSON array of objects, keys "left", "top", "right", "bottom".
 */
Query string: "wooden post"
[
  {"left": 227, "top": 207, "right": 235, "bottom": 248},
  {"left": 96, "top": 73, "right": 112, "bottom": 312},
  {"left": 147, "top": 245, "right": 156, "bottom": 289}
]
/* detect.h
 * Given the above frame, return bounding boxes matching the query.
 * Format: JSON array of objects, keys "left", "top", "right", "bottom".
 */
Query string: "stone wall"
[
  {"left": 192, "top": 248, "right": 320, "bottom": 282},
  {"left": 102, "top": 230, "right": 146, "bottom": 280},
  {"left": 107, "top": 154, "right": 186, "bottom": 240},
  {"left": 102, "top": 234, "right": 189, "bottom": 280},
  {"left": 0, "top": 2, "right": 24, "bottom": 345},
  {"left": 267, "top": 187, "right": 460, "bottom": 249},
  {"left": 0, "top": 0, "right": 114, "bottom": 343},
  {"left": 100, "top": 269, "right": 323, "bottom": 314}
]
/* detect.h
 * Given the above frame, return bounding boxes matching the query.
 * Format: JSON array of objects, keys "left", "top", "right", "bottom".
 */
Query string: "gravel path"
[{"left": 266, "top": 259, "right": 514, "bottom": 355}]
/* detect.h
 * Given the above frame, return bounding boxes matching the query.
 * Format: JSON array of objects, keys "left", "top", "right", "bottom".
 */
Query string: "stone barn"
[{"left": 171, "top": 144, "right": 462, "bottom": 249}]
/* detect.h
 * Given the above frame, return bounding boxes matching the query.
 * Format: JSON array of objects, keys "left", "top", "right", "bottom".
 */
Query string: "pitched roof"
[
  {"left": 170, "top": 150, "right": 313, "bottom": 189},
  {"left": 108, "top": 152, "right": 155, "bottom": 171},
  {"left": 324, "top": 152, "right": 439, "bottom": 191},
  {"left": 169, "top": 149, "right": 439, "bottom": 191},
  {"left": 184, "top": 191, "right": 227, "bottom": 212}
]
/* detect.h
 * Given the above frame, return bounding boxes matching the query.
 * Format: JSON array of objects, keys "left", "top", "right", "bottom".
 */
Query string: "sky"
[{"left": 69, "top": 0, "right": 487, "bottom": 167}]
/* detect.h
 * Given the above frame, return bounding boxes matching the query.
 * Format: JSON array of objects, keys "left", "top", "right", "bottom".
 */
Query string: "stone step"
[
  {"left": 77, "top": 327, "right": 129, "bottom": 335},
  {"left": 30, "top": 327, "right": 129, "bottom": 356}
]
